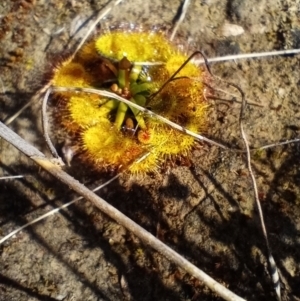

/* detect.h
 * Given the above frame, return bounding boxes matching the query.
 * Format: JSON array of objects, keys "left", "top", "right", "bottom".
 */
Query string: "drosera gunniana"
[{"left": 47, "top": 30, "right": 211, "bottom": 174}]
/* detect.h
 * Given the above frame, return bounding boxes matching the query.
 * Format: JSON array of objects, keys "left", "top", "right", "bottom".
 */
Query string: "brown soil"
[{"left": 0, "top": 1, "right": 300, "bottom": 301}]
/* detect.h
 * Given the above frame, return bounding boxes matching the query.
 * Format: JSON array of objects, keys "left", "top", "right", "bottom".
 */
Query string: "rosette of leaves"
[{"left": 51, "top": 28, "right": 207, "bottom": 174}]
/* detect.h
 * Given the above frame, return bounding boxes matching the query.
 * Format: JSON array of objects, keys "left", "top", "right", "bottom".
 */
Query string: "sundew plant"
[
  {"left": 0, "top": 1, "right": 300, "bottom": 301},
  {"left": 50, "top": 27, "right": 208, "bottom": 174}
]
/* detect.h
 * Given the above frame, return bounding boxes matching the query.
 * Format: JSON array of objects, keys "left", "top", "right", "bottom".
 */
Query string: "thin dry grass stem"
[
  {"left": 4, "top": 83, "right": 51, "bottom": 126},
  {"left": 52, "top": 26, "right": 65, "bottom": 36},
  {"left": 0, "top": 121, "right": 246, "bottom": 301},
  {"left": 42, "top": 88, "right": 63, "bottom": 161},
  {"left": 4, "top": 45, "right": 298, "bottom": 126},
  {"left": 236, "top": 84, "right": 281, "bottom": 301},
  {"left": 257, "top": 138, "right": 300, "bottom": 150},
  {"left": 52, "top": 86, "right": 228, "bottom": 149},
  {"left": 0, "top": 152, "right": 152, "bottom": 245},
  {"left": 194, "top": 48, "right": 300, "bottom": 65},
  {"left": 170, "top": 0, "right": 191, "bottom": 41},
  {"left": 200, "top": 55, "right": 282, "bottom": 298},
  {"left": 0, "top": 174, "right": 120, "bottom": 245},
  {"left": 7, "top": 47, "right": 293, "bottom": 128},
  {"left": 204, "top": 83, "right": 264, "bottom": 107},
  {"left": 201, "top": 45, "right": 284, "bottom": 296},
  {"left": 4, "top": 94, "right": 35, "bottom": 125},
  {"left": 0, "top": 175, "right": 24, "bottom": 180}
]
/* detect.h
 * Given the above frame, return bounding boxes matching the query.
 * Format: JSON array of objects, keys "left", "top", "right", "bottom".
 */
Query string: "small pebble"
[{"left": 220, "top": 23, "right": 245, "bottom": 37}]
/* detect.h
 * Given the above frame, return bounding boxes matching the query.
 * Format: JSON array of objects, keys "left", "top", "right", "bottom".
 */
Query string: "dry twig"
[
  {"left": 237, "top": 84, "right": 281, "bottom": 301},
  {"left": 0, "top": 121, "right": 246, "bottom": 301}
]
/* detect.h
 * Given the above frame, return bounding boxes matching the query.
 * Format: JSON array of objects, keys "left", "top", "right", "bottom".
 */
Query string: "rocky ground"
[{"left": 0, "top": 0, "right": 300, "bottom": 300}]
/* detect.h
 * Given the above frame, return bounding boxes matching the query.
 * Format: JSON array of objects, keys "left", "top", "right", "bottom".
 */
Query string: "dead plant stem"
[{"left": 0, "top": 121, "right": 245, "bottom": 301}]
